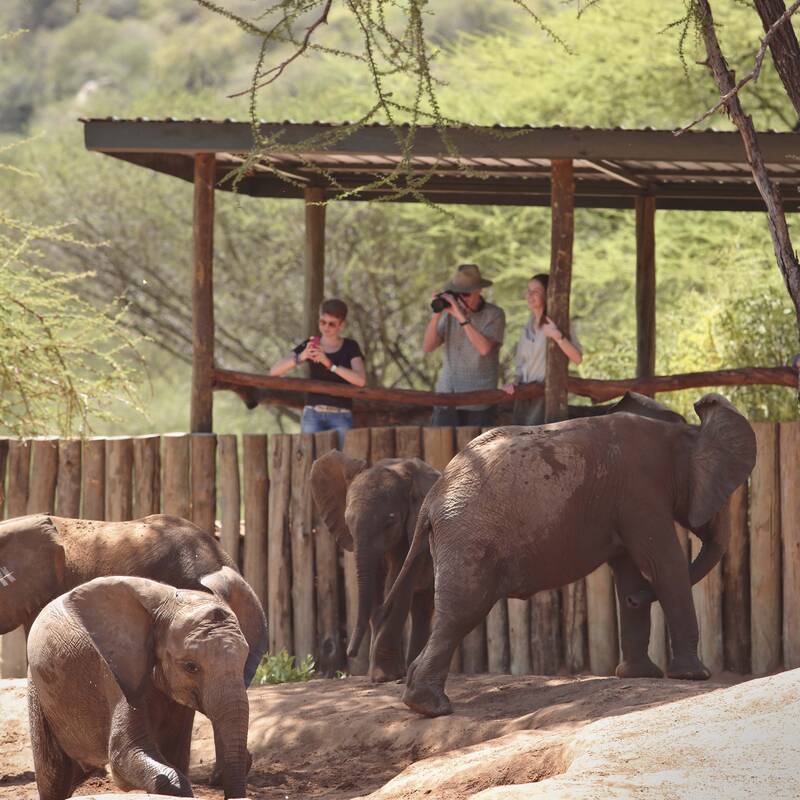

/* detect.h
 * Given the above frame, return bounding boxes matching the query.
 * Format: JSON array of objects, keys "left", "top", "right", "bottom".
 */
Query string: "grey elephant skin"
[
  {"left": 310, "top": 452, "right": 440, "bottom": 682},
  {"left": 27, "top": 574, "right": 250, "bottom": 799},
  {"left": 0, "top": 513, "right": 268, "bottom": 781},
  {"left": 383, "top": 393, "right": 756, "bottom": 717}
]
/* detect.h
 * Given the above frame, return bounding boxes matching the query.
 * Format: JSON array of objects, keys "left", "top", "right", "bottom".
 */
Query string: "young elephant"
[
  {"left": 0, "top": 513, "right": 267, "bottom": 782},
  {"left": 386, "top": 393, "right": 756, "bottom": 717},
  {"left": 27, "top": 574, "right": 251, "bottom": 799},
  {"left": 310, "top": 452, "right": 440, "bottom": 682}
]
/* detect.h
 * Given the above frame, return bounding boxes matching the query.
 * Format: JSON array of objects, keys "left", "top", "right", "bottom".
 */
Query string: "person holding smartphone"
[
  {"left": 423, "top": 264, "right": 506, "bottom": 427},
  {"left": 270, "top": 298, "right": 366, "bottom": 445}
]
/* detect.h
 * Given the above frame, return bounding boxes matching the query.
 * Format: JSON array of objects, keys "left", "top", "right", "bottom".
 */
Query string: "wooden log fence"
[{"left": 1, "top": 421, "right": 798, "bottom": 684}]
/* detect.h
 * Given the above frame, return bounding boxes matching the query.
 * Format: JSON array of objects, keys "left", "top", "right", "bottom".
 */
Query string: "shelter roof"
[{"left": 82, "top": 118, "right": 800, "bottom": 211}]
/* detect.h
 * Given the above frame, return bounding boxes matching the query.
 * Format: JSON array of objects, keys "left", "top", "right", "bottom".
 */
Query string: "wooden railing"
[{"left": 1, "top": 421, "right": 799, "bottom": 681}]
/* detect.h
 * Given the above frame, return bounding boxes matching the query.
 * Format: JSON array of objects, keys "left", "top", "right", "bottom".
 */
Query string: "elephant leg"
[
  {"left": 624, "top": 518, "right": 709, "bottom": 681},
  {"left": 28, "top": 679, "right": 83, "bottom": 800},
  {"left": 370, "top": 554, "right": 412, "bottom": 683},
  {"left": 609, "top": 552, "right": 664, "bottom": 679},
  {"left": 150, "top": 693, "right": 194, "bottom": 776},
  {"left": 108, "top": 702, "right": 193, "bottom": 797},
  {"left": 407, "top": 583, "right": 434, "bottom": 666},
  {"left": 403, "top": 587, "right": 493, "bottom": 718}
]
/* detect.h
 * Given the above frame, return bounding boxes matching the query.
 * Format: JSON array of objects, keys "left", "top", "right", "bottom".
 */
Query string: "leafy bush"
[{"left": 253, "top": 650, "right": 315, "bottom": 685}]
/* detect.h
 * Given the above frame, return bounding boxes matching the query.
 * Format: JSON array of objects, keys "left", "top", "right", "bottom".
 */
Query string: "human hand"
[
  {"left": 446, "top": 293, "right": 468, "bottom": 323},
  {"left": 502, "top": 382, "right": 516, "bottom": 396},
  {"left": 541, "top": 316, "right": 563, "bottom": 341}
]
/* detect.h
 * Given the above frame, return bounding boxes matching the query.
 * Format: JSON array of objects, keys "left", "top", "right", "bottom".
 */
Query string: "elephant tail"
[{"left": 373, "top": 498, "right": 432, "bottom": 631}]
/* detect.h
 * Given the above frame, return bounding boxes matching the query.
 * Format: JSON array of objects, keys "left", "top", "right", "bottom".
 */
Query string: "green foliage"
[{"left": 253, "top": 649, "right": 316, "bottom": 685}]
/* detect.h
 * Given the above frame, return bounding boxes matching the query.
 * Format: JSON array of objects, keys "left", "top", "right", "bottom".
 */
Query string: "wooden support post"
[
  {"left": 370, "top": 427, "right": 395, "bottom": 464},
  {"left": 290, "top": 433, "right": 317, "bottom": 663},
  {"left": 27, "top": 438, "right": 58, "bottom": 515},
  {"left": 0, "top": 439, "right": 7, "bottom": 519},
  {"left": 56, "top": 439, "right": 82, "bottom": 518},
  {"left": 304, "top": 187, "right": 326, "bottom": 339},
  {"left": 586, "top": 564, "right": 618, "bottom": 675},
  {"left": 750, "top": 422, "right": 781, "bottom": 675},
  {"left": 218, "top": 435, "right": 241, "bottom": 568},
  {"left": 546, "top": 159, "right": 576, "bottom": 675},
  {"left": 133, "top": 435, "right": 161, "bottom": 518},
  {"left": 268, "top": 435, "right": 293, "bottom": 655},
  {"left": 243, "top": 434, "right": 269, "bottom": 611},
  {"left": 635, "top": 195, "right": 656, "bottom": 382},
  {"left": 314, "top": 431, "right": 346, "bottom": 677},
  {"left": 82, "top": 438, "right": 106, "bottom": 520},
  {"left": 343, "top": 428, "right": 371, "bottom": 675},
  {"left": 191, "top": 433, "right": 217, "bottom": 535},
  {"left": 163, "top": 433, "right": 191, "bottom": 520},
  {"left": 456, "top": 427, "right": 487, "bottom": 674},
  {"left": 721, "top": 485, "right": 750, "bottom": 673},
  {"left": 105, "top": 437, "right": 133, "bottom": 522},
  {"left": 191, "top": 153, "right": 215, "bottom": 434},
  {"left": 780, "top": 421, "right": 800, "bottom": 669}
]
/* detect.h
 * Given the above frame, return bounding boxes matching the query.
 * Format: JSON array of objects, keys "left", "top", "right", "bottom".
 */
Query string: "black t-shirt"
[{"left": 292, "top": 337, "right": 364, "bottom": 409}]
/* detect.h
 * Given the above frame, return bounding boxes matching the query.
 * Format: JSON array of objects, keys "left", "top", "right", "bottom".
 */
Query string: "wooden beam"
[
  {"left": 191, "top": 153, "right": 215, "bottom": 433},
  {"left": 545, "top": 158, "right": 575, "bottom": 423},
  {"left": 635, "top": 195, "right": 657, "bottom": 382},
  {"left": 304, "top": 187, "right": 326, "bottom": 339}
]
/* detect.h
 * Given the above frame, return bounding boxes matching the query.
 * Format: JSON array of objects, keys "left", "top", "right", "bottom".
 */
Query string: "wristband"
[
  {"left": 459, "top": 319, "right": 470, "bottom": 327},
  {"left": 330, "top": 364, "right": 339, "bottom": 374}
]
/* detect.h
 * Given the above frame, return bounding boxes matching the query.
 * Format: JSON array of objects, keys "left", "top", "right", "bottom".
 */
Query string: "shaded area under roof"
[{"left": 82, "top": 118, "right": 800, "bottom": 211}]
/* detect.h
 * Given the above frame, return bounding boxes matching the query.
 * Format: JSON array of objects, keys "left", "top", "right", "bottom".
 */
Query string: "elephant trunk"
[
  {"left": 626, "top": 518, "right": 727, "bottom": 609},
  {"left": 347, "top": 538, "right": 378, "bottom": 658},
  {"left": 205, "top": 684, "right": 250, "bottom": 800}
]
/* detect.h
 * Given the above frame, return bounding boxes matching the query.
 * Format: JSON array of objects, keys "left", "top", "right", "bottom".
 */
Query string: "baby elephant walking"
[{"left": 27, "top": 574, "right": 251, "bottom": 799}]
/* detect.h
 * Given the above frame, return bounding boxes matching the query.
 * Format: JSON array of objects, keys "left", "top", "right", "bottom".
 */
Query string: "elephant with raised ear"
[
  {"left": 382, "top": 393, "right": 756, "bottom": 717},
  {"left": 27, "top": 574, "right": 251, "bottom": 799},
  {"left": 0, "top": 514, "right": 267, "bottom": 781},
  {"left": 310, "top": 450, "right": 440, "bottom": 682}
]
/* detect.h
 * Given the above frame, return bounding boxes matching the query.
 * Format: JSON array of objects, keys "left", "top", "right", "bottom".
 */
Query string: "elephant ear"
[
  {"left": 610, "top": 392, "right": 686, "bottom": 424},
  {"left": 200, "top": 566, "right": 268, "bottom": 686},
  {"left": 394, "top": 459, "right": 441, "bottom": 540},
  {"left": 0, "top": 514, "right": 65, "bottom": 634},
  {"left": 309, "top": 450, "right": 366, "bottom": 551},
  {"left": 688, "top": 393, "right": 757, "bottom": 529},
  {"left": 65, "top": 576, "right": 168, "bottom": 704}
]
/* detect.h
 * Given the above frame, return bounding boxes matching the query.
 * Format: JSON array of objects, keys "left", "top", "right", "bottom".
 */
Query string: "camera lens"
[{"left": 430, "top": 296, "right": 447, "bottom": 313}]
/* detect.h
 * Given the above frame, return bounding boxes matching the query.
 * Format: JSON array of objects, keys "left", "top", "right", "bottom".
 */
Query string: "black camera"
[{"left": 430, "top": 292, "right": 464, "bottom": 313}]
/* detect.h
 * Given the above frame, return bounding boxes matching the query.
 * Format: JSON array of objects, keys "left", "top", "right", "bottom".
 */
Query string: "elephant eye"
[{"left": 182, "top": 661, "right": 200, "bottom": 674}]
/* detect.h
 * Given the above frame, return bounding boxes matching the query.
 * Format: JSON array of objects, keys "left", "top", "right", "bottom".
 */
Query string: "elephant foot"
[
  {"left": 615, "top": 658, "right": 664, "bottom": 679},
  {"left": 370, "top": 661, "right": 406, "bottom": 683},
  {"left": 667, "top": 655, "right": 711, "bottom": 681},
  {"left": 402, "top": 683, "right": 452, "bottom": 718},
  {"left": 209, "top": 750, "right": 253, "bottom": 787}
]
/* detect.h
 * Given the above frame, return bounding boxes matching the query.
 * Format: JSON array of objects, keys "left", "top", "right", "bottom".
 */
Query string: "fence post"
[
  {"left": 191, "top": 433, "right": 217, "bottom": 535},
  {"left": 243, "top": 434, "right": 269, "bottom": 612},
  {"left": 56, "top": 439, "right": 82, "bottom": 518},
  {"left": 314, "top": 430, "right": 345, "bottom": 677},
  {"left": 268, "top": 434, "right": 293, "bottom": 655},
  {"left": 27, "top": 438, "right": 58, "bottom": 515},
  {"left": 290, "top": 433, "right": 317, "bottom": 664},
  {"left": 750, "top": 422, "right": 781, "bottom": 675},
  {"left": 133, "top": 434, "right": 161, "bottom": 518},
  {"left": 105, "top": 437, "right": 133, "bottom": 522},
  {"left": 163, "top": 433, "right": 191, "bottom": 519},
  {"left": 82, "top": 437, "right": 106, "bottom": 520},
  {"left": 218, "top": 434, "right": 241, "bottom": 568},
  {"left": 343, "top": 428, "right": 371, "bottom": 675},
  {"left": 586, "top": 564, "right": 618, "bottom": 676},
  {"left": 722, "top": 485, "right": 750, "bottom": 673},
  {"left": 394, "top": 426, "right": 422, "bottom": 459},
  {"left": 691, "top": 531, "right": 724, "bottom": 674},
  {"left": 780, "top": 421, "right": 800, "bottom": 669}
]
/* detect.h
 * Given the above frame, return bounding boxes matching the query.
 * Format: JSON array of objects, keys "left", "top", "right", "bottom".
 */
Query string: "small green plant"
[{"left": 253, "top": 649, "right": 315, "bottom": 685}]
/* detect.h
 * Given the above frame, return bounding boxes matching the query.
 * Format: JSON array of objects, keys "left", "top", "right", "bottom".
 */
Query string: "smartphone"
[{"left": 309, "top": 336, "right": 320, "bottom": 348}]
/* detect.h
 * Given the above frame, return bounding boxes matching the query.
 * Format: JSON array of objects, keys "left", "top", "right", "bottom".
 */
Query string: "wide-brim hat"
[{"left": 442, "top": 263, "right": 493, "bottom": 293}]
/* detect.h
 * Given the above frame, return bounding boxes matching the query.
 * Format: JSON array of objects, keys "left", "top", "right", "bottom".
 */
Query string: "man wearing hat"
[{"left": 423, "top": 264, "right": 506, "bottom": 426}]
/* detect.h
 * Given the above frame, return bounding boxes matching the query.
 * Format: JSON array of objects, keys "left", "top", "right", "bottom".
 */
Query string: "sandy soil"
[{"left": 1, "top": 670, "right": 796, "bottom": 799}]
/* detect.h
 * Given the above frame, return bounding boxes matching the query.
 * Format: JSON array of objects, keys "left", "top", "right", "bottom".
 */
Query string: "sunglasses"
[{"left": 318, "top": 319, "right": 341, "bottom": 327}]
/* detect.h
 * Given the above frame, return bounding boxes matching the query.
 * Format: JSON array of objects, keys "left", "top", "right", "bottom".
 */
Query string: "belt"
[{"left": 310, "top": 405, "right": 351, "bottom": 414}]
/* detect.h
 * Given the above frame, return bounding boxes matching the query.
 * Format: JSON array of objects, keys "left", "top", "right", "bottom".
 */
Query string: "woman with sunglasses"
[
  {"left": 270, "top": 298, "right": 366, "bottom": 446},
  {"left": 502, "top": 273, "right": 582, "bottom": 425}
]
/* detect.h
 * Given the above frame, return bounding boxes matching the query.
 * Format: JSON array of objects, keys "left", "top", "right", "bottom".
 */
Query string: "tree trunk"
[{"left": 754, "top": 0, "right": 800, "bottom": 120}]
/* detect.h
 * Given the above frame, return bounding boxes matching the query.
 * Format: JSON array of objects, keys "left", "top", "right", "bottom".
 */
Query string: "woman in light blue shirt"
[{"left": 503, "top": 273, "right": 583, "bottom": 425}]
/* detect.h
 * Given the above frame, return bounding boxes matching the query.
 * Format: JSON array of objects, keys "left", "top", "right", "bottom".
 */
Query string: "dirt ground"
[{"left": 1, "top": 670, "right": 797, "bottom": 799}]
